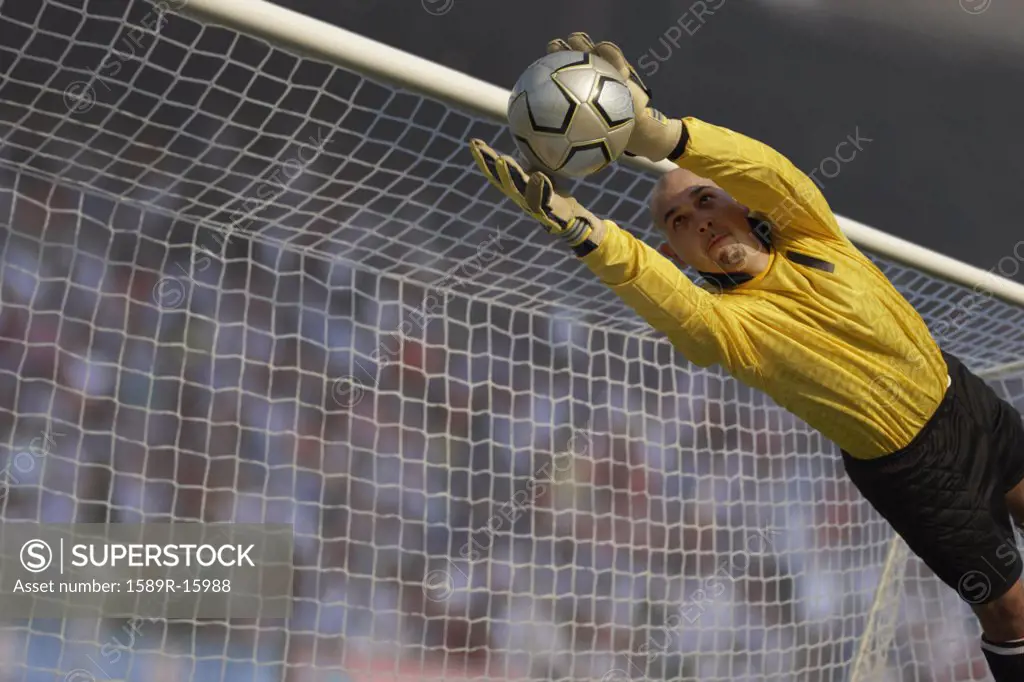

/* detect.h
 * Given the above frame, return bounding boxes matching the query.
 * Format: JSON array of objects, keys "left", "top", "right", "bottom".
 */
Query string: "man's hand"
[
  {"left": 547, "top": 33, "right": 685, "bottom": 163},
  {"left": 469, "top": 138, "right": 605, "bottom": 250}
]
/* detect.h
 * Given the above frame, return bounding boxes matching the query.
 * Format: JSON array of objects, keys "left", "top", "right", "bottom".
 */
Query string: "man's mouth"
[{"left": 707, "top": 234, "right": 727, "bottom": 251}]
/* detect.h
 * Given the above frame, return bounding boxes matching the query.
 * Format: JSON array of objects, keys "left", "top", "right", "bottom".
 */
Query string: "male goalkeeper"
[{"left": 469, "top": 33, "right": 1024, "bottom": 680}]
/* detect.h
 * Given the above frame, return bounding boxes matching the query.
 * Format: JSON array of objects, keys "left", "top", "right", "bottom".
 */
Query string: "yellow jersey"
[{"left": 581, "top": 117, "right": 948, "bottom": 459}]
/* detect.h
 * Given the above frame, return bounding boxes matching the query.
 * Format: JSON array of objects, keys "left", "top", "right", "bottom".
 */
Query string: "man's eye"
[
  {"left": 698, "top": 194, "right": 711, "bottom": 205},
  {"left": 673, "top": 216, "right": 684, "bottom": 230}
]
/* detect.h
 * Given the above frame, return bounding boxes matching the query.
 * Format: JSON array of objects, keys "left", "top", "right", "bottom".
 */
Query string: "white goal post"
[{"left": 1, "top": 0, "right": 1023, "bottom": 681}]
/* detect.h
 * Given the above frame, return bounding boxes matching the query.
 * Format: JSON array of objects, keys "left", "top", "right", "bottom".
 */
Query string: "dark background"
[{"left": 294, "top": 0, "right": 1024, "bottom": 277}]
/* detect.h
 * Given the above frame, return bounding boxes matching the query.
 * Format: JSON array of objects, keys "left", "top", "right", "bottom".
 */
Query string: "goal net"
[{"left": 0, "top": 1, "right": 1022, "bottom": 680}]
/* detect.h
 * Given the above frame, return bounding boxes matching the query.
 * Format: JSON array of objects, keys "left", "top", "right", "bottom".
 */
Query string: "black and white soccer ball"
[{"left": 507, "top": 51, "right": 636, "bottom": 179}]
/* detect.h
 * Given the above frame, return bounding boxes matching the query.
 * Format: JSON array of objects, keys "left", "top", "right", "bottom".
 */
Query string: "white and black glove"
[
  {"left": 547, "top": 32, "right": 686, "bottom": 163},
  {"left": 469, "top": 138, "right": 602, "bottom": 256}
]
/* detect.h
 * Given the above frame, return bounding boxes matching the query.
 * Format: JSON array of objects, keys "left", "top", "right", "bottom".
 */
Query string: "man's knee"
[{"left": 975, "top": 581, "right": 1024, "bottom": 641}]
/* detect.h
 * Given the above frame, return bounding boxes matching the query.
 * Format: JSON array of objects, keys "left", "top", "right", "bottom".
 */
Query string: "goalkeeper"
[{"left": 469, "top": 33, "right": 1024, "bottom": 680}]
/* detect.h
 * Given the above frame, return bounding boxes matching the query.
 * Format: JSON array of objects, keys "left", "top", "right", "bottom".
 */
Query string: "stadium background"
[{"left": 0, "top": 1, "right": 1022, "bottom": 681}]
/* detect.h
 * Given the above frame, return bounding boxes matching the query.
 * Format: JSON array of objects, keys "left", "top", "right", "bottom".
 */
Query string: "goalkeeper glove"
[
  {"left": 547, "top": 32, "right": 686, "bottom": 163},
  {"left": 469, "top": 138, "right": 602, "bottom": 255}
]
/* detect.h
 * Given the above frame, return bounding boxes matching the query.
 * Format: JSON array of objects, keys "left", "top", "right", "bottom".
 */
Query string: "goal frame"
[{"left": 169, "top": 0, "right": 1024, "bottom": 678}]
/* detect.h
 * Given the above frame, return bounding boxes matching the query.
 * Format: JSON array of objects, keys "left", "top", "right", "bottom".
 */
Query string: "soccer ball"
[{"left": 507, "top": 51, "right": 636, "bottom": 179}]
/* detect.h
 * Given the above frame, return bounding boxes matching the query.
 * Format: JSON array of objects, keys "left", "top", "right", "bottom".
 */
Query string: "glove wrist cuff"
[
  {"left": 571, "top": 236, "right": 599, "bottom": 258},
  {"left": 559, "top": 216, "right": 593, "bottom": 248},
  {"left": 666, "top": 119, "right": 690, "bottom": 162},
  {"left": 628, "top": 114, "right": 684, "bottom": 163},
  {"left": 564, "top": 214, "right": 603, "bottom": 258}
]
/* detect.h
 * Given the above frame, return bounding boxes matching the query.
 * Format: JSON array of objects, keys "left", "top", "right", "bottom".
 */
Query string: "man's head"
[{"left": 650, "top": 168, "right": 768, "bottom": 274}]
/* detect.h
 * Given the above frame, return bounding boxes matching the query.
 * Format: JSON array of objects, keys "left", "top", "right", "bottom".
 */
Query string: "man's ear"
[{"left": 659, "top": 243, "right": 682, "bottom": 264}]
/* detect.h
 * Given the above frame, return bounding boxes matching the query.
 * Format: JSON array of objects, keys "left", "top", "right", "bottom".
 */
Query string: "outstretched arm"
[
  {"left": 671, "top": 118, "right": 847, "bottom": 244},
  {"left": 578, "top": 218, "right": 728, "bottom": 367},
  {"left": 547, "top": 33, "right": 847, "bottom": 245},
  {"left": 467, "top": 139, "right": 729, "bottom": 368}
]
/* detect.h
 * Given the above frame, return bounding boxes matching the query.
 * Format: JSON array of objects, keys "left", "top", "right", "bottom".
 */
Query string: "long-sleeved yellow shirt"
[{"left": 582, "top": 117, "right": 948, "bottom": 459}]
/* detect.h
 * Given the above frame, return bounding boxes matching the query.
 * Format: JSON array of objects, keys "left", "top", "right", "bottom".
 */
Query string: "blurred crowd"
[{"left": 0, "top": 1, "right": 1021, "bottom": 681}]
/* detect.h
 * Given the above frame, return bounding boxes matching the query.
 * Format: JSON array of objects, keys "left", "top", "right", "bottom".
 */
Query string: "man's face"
[{"left": 651, "top": 169, "right": 765, "bottom": 273}]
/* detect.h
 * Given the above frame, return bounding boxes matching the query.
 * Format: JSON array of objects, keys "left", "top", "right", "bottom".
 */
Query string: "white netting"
[{"left": 0, "top": 1, "right": 1022, "bottom": 681}]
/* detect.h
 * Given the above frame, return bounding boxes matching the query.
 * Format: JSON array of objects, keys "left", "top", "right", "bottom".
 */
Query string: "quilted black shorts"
[{"left": 842, "top": 352, "right": 1024, "bottom": 606}]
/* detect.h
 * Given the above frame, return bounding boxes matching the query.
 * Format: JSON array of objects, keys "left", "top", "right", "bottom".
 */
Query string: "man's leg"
[
  {"left": 948, "top": 352, "right": 1024, "bottom": 681},
  {"left": 973, "top": 580, "right": 1024, "bottom": 679},
  {"left": 972, "top": 454, "right": 1024, "bottom": 677},
  {"left": 846, "top": 456, "right": 1024, "bottom": 681},
  {"left": 989, "top": 475, "right": 1024, "bottom": 639}
]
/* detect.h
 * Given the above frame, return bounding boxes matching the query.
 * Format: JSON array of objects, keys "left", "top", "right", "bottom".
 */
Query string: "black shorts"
[{"left": 842, "top": 352, "right": 1024, "bottom": 605}]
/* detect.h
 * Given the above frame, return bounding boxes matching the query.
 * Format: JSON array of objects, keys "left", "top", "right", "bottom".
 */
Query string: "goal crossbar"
[{"left": 179, "top": 0, "right": 1024, "bottom": 308}]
